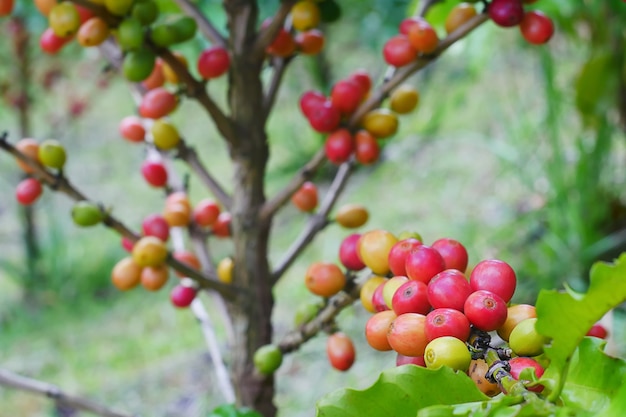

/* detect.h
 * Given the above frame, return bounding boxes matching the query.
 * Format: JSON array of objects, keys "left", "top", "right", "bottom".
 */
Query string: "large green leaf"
[
  {"left": 315, "top": 365, "right": 488, "bottom": 417},
  {"left": 575, "top": 52, "right": 618, "bottom": 123},
  {"left": 561, "top": 337, "right": 626, "bottom": 412},
  {"left": 207, "top": 404, "right": 262, "bottom": 417},
  {"left": 535, "top": 254, "right": 626, "bottom": 400}
]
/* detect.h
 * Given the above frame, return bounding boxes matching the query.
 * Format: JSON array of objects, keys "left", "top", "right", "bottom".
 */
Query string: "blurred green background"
[{"left": 1, "top": 0, "right": 626, "bottom": 416}]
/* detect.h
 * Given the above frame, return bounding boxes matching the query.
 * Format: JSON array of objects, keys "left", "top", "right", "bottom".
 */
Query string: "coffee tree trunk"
[{"left": 225, "top": 2, "right": 276, "bottom": 415}]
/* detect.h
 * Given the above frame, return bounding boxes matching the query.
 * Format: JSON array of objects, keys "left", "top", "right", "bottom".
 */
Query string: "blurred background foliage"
[{"left": 0, "top": 0, "right": 625, "bottom": 416}]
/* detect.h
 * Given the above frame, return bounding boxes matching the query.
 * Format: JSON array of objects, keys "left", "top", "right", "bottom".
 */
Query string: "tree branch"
[
  {"left": 177, "top": 142, "right": 233, "bottom": 210},
  {"left": 262, "top": 56, "right": 291, "bottom": 119},
  {"left": 0, "top": 368, "right": 135, "bottom": 417},
  {"left": 271, "top": 161, "right": 355, "bottom": 281},
  {"left": 278, "top": 280, "right": 362, "bottom": 353},
  {"left": 0, "top": 133, "right": 241, "bottom": 301},
  {"left": 171, "top": 0, "right": 227, "bottom": 47}
]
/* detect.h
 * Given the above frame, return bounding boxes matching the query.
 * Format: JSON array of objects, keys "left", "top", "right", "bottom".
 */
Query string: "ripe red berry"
[
  {"left": 396, "top": 354, "right": 426, "bottom": 367},
  {"left": 212, "top": 212, "right": 232, "bottom": 237},
  {"left": 193, "top": 199, "right": 221, "bottom": 227},
  {"left": 266, "top": 27, "right": 296, "bottom": 57},
  {"left": 139, "top": 88, "right": 177, "bottom": 119},
  {"left": 388, "top": 238, "right": 423, "bottom": 277},
  {"left": 324, "top": 129, "right": 354, "bottom": 164},
  {"left": 121, "top": 236, "right": 135, "bottom": 252},
  {"left": 141, "top": 160, "right": 168, "bottom": 187},
  {"left": 326, "top": 332, "right": 356, "bottom": 371},
  {"left": 354, "top": 130, "right": 380, "bottom": 165},
  {"left": 299, "top": 90, "right": 326, "bottom": 118},
  {"left": 586, "top": 323, "right": 609, "bottom": 339},
  {"left": 291, "top": 181, "right": 318, "bottom": 212},
  {"left": 383, "top": 35, "right": 417, "bottom": 67},
  {"left": 469, "top": 259, "right": 517, "bottom": 302},
  {"left": 119, "top": 116, "right": 145, "bottom": 143},
  {"left": 331, "top": 79, "right": 364, "bottom": 115},
  {"left": 308, "top": 100, "right": 341, "bottom": 133},
  {"left": 142, "top": 213, "right": 170, "bottom": 241},
  {"left": 391, "top": 280, "right": 430, "bottom": 316},
  {"left": 371, "top": 282, "right": 389, "bottom": 312},
  {"left": 295, "top": 29, "right": 325, "bottom": 55},
  {"left": 170, "top": 284, "right": 197, "bottom": 308},
  {"left": 15, "top": 178, "right": 43, "bottom": 205},
  {"left": 427, "top": 269, "right": 471, "bottom": 311},
  {"left": 425, "top": 308, "right": 471, "bottom": 342},
  {"left": 339, "top": 234, "right": 366, "bottom": 271},
  {"left": 508, "top": 357, "right": 545, "bottom": 393},
  {"left": 464, "top": 290, "right": 508, "bottom": 332},
  {"left": 404, "top": 245, "right": 446, "bottom": 284},
  {"left": 197, "top": 46, "right": 230, "bottom": 79},
  {"left": 519, "top": 10, "right": 554, "bottom": 45},
  {"left": 431, "top": 238, "right": 468, "bottom": 272},
  {"left": 347, "top": 69, "right": 372, "bottom": 96},
  {"left": 40, "top": 27, "right": 71, "bottom": 54},
  {"left": 398, "top": 17, "right": 422, "bottom": 35},
  {"left": 488, "top": 0, "right": 525, "bottom": 27}
]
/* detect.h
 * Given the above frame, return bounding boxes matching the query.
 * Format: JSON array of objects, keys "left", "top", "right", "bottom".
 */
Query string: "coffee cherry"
[
  {"left": 142, "top": 60, "right": 165, "bottom": 90},
  {"left": 382, "top": 276, "right": 409, "bottom": 309},
  {"left": 425, "top": 308, "right": 470, "bottom": 342},
  {"left": 170, "top": 284, "right": 196, "bottom": 308},
  {"left": 77, "top": 17, "right": 109, "bottom": 47},
  {"left": 519, "top": 10, "right": 554, "bottom": 45},
  {"left": 142, "top": 213, "right": 170, "bottom": 242},
  {"left": 359, "top": 275, "right": 386, "bottom": 312},
  {"left": 141, "top": 160, "right": 168, "bottom": 187},
  {"left": 407, "top": 19, "right": 439, "bottom": 54},
  {"left": 308, "top": 100, "right": 341, "bottom": 133},
  {"left": 371, "top": 281, "right": 389, "bottom": 312},
  {"left": 254, "top": 344, "right": 283, "bottom": 375},
  {"left": 305, "top": 262, "right": 346, "bottom": 297},
  {"left": 291, "top": 0, "right": 321, "bottom": 31},
  {"left": 216, "top": 257, "right": 234, "bottom": 284},
  {"left": 392, "top": 280, "right": 430, "bottom": 316},
  {"left": 335, "top": 203, "right": 369, "bottom": 228},
  {"left": 362, "top": 109, "right": 398, "bottom": 139},
  {"left": 445, "top": 3, "right": 477, "bottom": 34},
  {"left": 508, "top": 356, "right": 544, "bottom": 393},
  {"left": 132, "top": 236, "right": 168, "bottom": 267},
  {"left": 431, "top": 238, "right": 468, "bottom": 272},
  {"left": 497, "top": 304, "right": 536, "bottom": 341},
  {"left": 354, "top": 130, "right": 380, "bottom": 165},
  {"left": 119, "top": 116, "right": 145, "bottom": 142},
  {"left": 387, "top": 313, "right": 428, "bottom": 357},
  {"left": 325, "top": 129, "right": 354, "bottom": 164},
  {"left": 339, "top": 234, "right": 367, "bottom": 271},
  {"left": 172, "top": 250, "right": 201, "bottom": 277},
  {"left": 469, "top": 359, "right": 501, "bottom": 397},
  {"left": 347, "top": 69, "right": 372, "bottom": 96},
  {"left": 405, "top": 245, "right": 446, "bottom": 284},
  {"left": 294, "top": 302, "right": 319, "bottom": 326},
  {"left": 424, "top": 336, "right": 471, "bottom": 371},
  {"left": 151, "top": 119, "right": 180, "bottom": 150},
  {"left": 383, "top": 35, "right": 417, "bottom": 67},
  {"left": 123, "top": 47, "right": 156, "bottom": 82},
  {"left": 509, "top": 317, "right": 550, "bottom": 356},
  {"left": 388, "top": 238, "right": 423, "bottom": 277},
  {"left": 38, "top": 139, "right": 66, "bottom": 169},
  {"left": 0, "top": 0, "right": 15, "bottom": 15},
  {"left": 197, "top": 46, "right": 230, "bottom": 79},
  {"left": 427, "top": 269, "right": 471, "bottom": 311},
  {"left": 139, "top": 88, "right": 177, "bottom": 119},
  {"left": 193, "top": 199, "right": 221, "bottom": 227},
  {"left": 464, "top": 290, "right": 508, "bottom": 332},
  {"left": 299, "top": 90, "right": 326, "bottom": 118},
  {"left": 331, "top": 79, "right": 364, "bottom": 115},
  {"left": 326, "top": 332, "right": 356, "bottom": 371},
  {"left": 365, "top": 310, "right": 396, "bottom": 351},
  {"left": 396, "top": 354, "right": 426, "bottom": 367},
  {"left": 358, "top": 229, "right": 398, "bottom": 275},
  {"left": 291, "top": 181, "right": 318, "bottom": 212},
  {"left": 49, "top": 2, "right": 81, "bottom": 37},
  {"left": 71, "top": 201, "right": 104, "bottom": 227},
  {"left": 266, "top": 27, "right": 296, "bottom": 57},
  {"left": 16, "top": 178, "right": 43, "bottom": 205},
  {"left": 587, "top": 323, "right": 609, "bottom": 339},
  {"left": 295, "top": 29, "right": 325, "bottom": 55},
  {"left": 40, "top": 27, "right": 71, "bottom": 54},
  {"left": 212, "top": 212, "right": 232, "bottom": 237},
  {"left": 111, "top": 257, "right": 142, "bottom": 291},
  {"left": 488, "top": 0, "right": 524, "bottom": 28},
  {"left": 390, "top": 85, "right": 420, "bottom": 114},
  {"left": 469, "top": 259, "right": 516, "bottom": 302},
  {"left": 141, "top": 264, "right": 169, "bottom": 291}
]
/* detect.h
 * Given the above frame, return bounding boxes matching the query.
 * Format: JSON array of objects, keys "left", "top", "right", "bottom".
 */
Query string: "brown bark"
[{"left": 224, "top": 2, "right": 276, "bottom": 415}]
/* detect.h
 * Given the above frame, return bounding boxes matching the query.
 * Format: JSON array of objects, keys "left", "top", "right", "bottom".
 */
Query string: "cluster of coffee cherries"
[{"left": 302, "top": 227, "right": 609, "bottom": 393}]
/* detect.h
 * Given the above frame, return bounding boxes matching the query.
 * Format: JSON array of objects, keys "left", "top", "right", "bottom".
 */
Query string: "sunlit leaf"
[
  {"left": 316, "top": 365, "right": 488, "bottom": 417},
  {"left": 535, "top": 254, "right": 626, "bottom": 400},
  {"left": 561, "top": 337, "right": 626, "bottom": 412}
]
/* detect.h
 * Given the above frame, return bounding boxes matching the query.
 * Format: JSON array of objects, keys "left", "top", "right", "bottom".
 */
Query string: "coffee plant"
[{"left": 1, "top": 0, "right": 624, "bottom": 416}]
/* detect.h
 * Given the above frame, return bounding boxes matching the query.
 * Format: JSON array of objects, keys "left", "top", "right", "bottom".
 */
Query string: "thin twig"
[
  {"left": 418, "top": 0, "right": 445, "bottom": 17},
  {"left": 278, "top": 281, "right": 362, "bottom": 353},
  {"left": 253, "top": 1, "right": 297, "bottom": 59},
  {"left": 271, "top": 161, "right": 355, "bottom": 281},
  {"left": 0, "top": 133, "right": 241, "bottom": 301},
  {"left": 262, "top": 56, "right": 291, "bottom": 119},
  {"left": 172, "top": 0, "right": 227, "bottom": 47},
  {"left": 0, "top": 368, "right": 136, "bottom": 417},
  {"left": 177, "top": 142, "right": 233, "bottom": 210}
]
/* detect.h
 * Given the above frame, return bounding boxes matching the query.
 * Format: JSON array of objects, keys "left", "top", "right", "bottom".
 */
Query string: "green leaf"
[
  {"left": 315, "top": 365, "right": 488, "bottom": 417},
  {"left": 207, "top": 404, "right": 262, "bottom": 417},
  {"left": 535, "top": 254, "right": 626, "bottom": 400},
  {"left": 561, "top": 337, "right": 626, "bottom": 412},
  {"left": 575, "top": 52, "right": 618, "bottom": 123}
]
